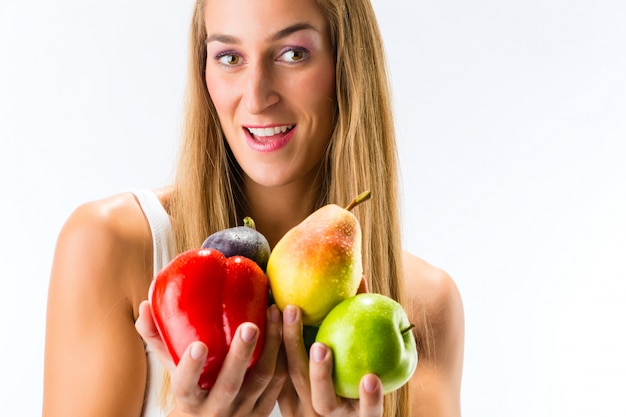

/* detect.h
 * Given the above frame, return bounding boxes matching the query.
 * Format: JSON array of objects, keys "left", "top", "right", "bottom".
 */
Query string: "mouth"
[
  {"left": 246, "top": 124, "right": 295, "bottom": 142},
  {"left": 243, "top": 124, "right": 296, "bottom": 152}
]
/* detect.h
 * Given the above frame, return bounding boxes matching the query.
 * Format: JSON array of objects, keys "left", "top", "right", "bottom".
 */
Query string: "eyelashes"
[
  {"left": 280, "top": 48, "right": 308, "bottom": 63},
  {"left": 211, "top": 46, "right": 311, "bottom": 68},
  {"left": 215, "top": 50, "right": 241, "bottom": 66}
]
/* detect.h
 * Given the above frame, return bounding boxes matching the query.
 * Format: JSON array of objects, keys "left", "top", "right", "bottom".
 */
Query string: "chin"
[
  {"left": 244, "top": 169, "right": 294, "bottom": 189},
  {"left": 239, "top": 157, "right": 320, "bottom": 190}
]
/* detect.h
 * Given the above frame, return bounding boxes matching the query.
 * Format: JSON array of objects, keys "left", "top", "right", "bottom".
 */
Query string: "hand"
[
  {"left": 135, "top": 300, "right": 286, "bottom": 416},
  {"left": 278, "top": 305, "right": 384, "bottom": 417}
]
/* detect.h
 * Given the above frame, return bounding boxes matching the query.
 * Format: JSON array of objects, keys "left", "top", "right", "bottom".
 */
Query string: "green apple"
[{"left": 315, "top": 293, "right": 418, "bottom": 399}]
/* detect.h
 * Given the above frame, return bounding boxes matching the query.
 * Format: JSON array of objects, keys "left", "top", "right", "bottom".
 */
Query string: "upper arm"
[
  {"left": 403, "top": 253, "right": 465, "bottom": 417},
  {"left": 43, "top": 198, "right": 151, "bottom": 417}
]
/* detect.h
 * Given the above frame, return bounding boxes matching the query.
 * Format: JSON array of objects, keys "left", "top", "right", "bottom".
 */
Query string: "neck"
[{"left": 242, "top": 181, "right": 322, "bottom": 248}]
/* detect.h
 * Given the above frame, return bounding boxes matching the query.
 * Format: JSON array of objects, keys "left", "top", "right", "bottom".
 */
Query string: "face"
[{"left": 203, "top": 0, "right": 336, "bottom": 190}]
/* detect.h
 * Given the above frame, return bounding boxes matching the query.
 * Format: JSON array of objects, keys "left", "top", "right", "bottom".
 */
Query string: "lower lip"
[{"left": 244, "top": 126, "right": 296, "bottom": 153}]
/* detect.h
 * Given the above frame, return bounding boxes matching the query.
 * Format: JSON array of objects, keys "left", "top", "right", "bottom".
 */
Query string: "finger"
[
  {"left": 242, "top": 305, "right": 284, "bottom": 398},
  {"left": 309, "top": 342, "right": 341, "bottom": 414},
  {"left": 255, "top": 340, "right": 290, "bottom": 415},
  {"left": 281, "top": 305, "right": 312, "bottom": 400},
  {"left": 169, "top": 341, "right": 210, "bottom": 414},
  {"left": 276, "top": 347, "right": 300, "bottom": 415},
  {"left": 134, "top": 300, "right": 176, "bottom": 373},
  {"left": 134, "top": 300, "right": 158, "bottom": 340},
  {"left": 207, "top": 323, "right": 259, "bottom": 404},
  {"left": 253, "top": 372, "right": 286, "bottom": 417},
  {"left": 359, "top": 374, "right": 384, "bottom": 417}
]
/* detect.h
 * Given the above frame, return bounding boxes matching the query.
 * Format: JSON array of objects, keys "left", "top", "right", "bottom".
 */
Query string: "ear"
[{"left": 357, "top": 275, "right": 369, "bottom": 294}]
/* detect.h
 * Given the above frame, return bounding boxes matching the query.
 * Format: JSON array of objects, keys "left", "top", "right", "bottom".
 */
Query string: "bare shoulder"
[
  {"left": 61, "top": 192, "right": 147, "bottom": 241},
  {"left": 43, "top": 191, "right": 161, "bottom": 416},
  {"left": 401, "top": 252, "right": 464, "bottom": 415},
  {"left": 401, "top": 252, "right": 464, "bottom": 357},
  {"left": 401, "top": 252, "right": 464, "bottom": 328},
  {"left": 53, "top": 192, "right": 153, "bottom": 301},
  {"left": 51, "top": 187, "right": 174, "bottom": 313}
]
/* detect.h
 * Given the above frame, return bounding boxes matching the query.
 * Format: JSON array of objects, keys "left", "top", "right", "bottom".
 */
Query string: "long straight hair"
[{"left": 167, "top": 1, "right": 409, "bottom": 415}]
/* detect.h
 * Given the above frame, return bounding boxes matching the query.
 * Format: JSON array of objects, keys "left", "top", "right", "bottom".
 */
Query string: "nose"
[{"left": 243, "top": 61, "right": 279, "bottom": 114}]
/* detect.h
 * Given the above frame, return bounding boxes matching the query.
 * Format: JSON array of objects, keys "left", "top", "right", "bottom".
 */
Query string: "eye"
[
  {"left": 279, "top": 48, "right": 308, "bottom": 63},
  {"left": 216, "top": 52, "right": 241, "bottom": 66}
]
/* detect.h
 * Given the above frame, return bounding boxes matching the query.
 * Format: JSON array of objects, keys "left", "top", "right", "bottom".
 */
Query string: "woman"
[{"left": 42, "top": 0, "right": 464, "bottom": 416}]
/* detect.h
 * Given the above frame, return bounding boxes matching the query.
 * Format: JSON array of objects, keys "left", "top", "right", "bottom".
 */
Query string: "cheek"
[
  {"left": 301, "top": 67, "right": 336, "bottom": 109},
  {"left": 304, "top": 65, "right": 337, "bottom": 122},
  {"left": 205, "top": 73, "right": 232, "bottom": 114}
]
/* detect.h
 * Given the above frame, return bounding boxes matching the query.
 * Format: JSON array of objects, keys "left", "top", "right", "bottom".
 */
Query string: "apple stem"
[
  {"left": 345, "top": 191, "right": 372, "bottom": 211},
  {"left": 243, "top": 216, "right": 256, "bottom": 229},
  {"left": 402, "top": 324, "right": 416, "bottom": 335}
]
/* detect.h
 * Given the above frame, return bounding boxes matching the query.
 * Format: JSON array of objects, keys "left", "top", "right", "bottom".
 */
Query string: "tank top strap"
[
  {"left": 127, "top": 189, "right": 173, "bottom": 417},
  {"left": 129, "top": 189, "right": 175, "bottom": 273}
]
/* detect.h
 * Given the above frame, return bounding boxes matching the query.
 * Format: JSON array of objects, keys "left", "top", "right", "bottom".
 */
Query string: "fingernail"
[
  {"left": 311, "top": 343, "right": 326, "bottom": 363},
  {"left": 363, "top": 374, "right": 380, "bottom": 393},
  {"left": 284, "top": 305, "right": 298, "bottom": 325},
  {"left": 241, "top": 324, "right": 259, "bottom": 343},
  {"left": 190, "top": 342, "right": 206, "bottom": 361}
]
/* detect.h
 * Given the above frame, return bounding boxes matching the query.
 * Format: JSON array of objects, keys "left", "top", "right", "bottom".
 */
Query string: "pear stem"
[
  {"left": 345, "top": 191, "right": 372, "bottom": 211},
  {"left": 401, "top": 324, "right": 416, "bottom": 335},
  {"left": 243, "top": 216, "right": 256, "bottom": 229}
]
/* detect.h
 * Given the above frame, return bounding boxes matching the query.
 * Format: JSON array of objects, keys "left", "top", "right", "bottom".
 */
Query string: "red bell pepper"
[{"left": 150, "top": 248, "right": 268, "bottom": 390}]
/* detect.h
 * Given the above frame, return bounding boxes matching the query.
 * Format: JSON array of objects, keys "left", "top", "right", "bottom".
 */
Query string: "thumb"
[{"left": 135, "top": 300, "right": 176, "bottom": 373}]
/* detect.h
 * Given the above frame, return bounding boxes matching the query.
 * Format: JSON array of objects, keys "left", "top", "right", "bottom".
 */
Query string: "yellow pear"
[{"left": 267, "top": 192, "right": 370, "bottom": 325}]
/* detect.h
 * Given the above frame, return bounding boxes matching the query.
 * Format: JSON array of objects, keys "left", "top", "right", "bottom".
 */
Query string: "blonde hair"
[{"left": 168, "top": 0, "right": 410, "bottom": 415}]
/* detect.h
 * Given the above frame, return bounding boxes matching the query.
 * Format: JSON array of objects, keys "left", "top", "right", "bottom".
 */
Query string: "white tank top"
[
  {"left": 131, "top": 189, "right": 281, "bottom": 417},
  {"left": 131, "top": 189, "right": 174, "bottom": 417}
]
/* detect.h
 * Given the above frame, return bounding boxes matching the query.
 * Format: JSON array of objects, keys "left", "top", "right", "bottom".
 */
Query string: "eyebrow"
[{"left": 206, "top": 22, "right": 318, "bottom": 44}]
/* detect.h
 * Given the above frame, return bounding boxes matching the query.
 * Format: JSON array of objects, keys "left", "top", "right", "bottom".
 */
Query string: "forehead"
[{"left": 203, "top": 0, "right": 328, "bottom": 40}]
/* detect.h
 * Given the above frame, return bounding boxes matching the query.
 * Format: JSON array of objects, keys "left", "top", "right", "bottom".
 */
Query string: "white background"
[{"left": 1, "top": 0, "right": 625, "bottom": 416}]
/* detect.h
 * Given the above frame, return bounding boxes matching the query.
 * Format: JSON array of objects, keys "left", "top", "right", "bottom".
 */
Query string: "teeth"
[{"left": 247, "top": 125, "right": 293, "bottom": 137}]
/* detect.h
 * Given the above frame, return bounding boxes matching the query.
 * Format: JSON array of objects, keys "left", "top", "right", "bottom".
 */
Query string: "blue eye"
[{"left": 280, "top": 48, "right": 308, "bottom": 63}]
